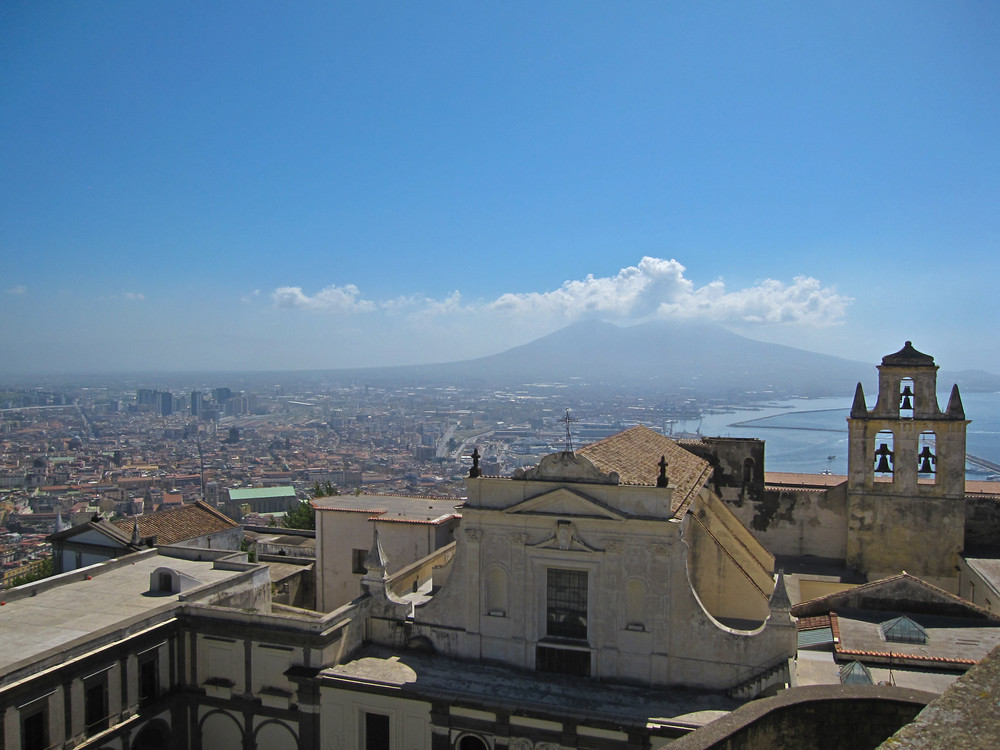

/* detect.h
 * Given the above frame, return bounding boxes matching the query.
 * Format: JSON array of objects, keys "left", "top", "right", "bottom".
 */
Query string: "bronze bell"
[
  {"left": 900, "top": 385, "right": 913, "bottom": 411},
  {"left": 918, "top": 446, "right": 935, "bottom": 474},
  {"left": 874, "top": 443, "right": 893, "bottom": 473}
]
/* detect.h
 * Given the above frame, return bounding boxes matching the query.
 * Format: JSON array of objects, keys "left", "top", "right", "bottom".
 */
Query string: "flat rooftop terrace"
[
  {"left": 0, "top": 550, "right": 251, "bottom": 684},
  {"left": 313, "top": 494, "right": 462, "bottom": 524},
  {"left": 322, "top": 646, "right": 738, "bottom": 731}
]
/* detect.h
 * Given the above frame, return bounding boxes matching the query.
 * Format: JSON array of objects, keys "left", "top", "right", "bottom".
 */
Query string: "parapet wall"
[{"left": 666, "top": 685, "right": 934, "bottom": 750}]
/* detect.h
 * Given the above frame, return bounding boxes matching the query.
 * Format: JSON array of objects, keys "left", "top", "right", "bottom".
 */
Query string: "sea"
[{"left": 667, "top": 391, "right": 1000, "bottom": 479}]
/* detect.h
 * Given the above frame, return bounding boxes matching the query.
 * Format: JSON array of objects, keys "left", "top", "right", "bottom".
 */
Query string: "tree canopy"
[{"left": 283, "top": 500, "right": 315, "bottom": 530}]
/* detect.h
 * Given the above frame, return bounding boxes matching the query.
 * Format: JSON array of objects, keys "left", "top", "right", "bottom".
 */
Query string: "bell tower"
[{"left": 846, "top": 342, "right": 968, "bottom": 591}]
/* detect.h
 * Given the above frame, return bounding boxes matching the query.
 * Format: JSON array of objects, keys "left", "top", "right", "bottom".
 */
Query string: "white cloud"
[
  {"left": 415, "top": 290, "right": 466, "bottom": 316},
  {"left": 268, "top": 257, "right": 850, "bottom": 333},
  {"left": 490, "top": 257, "right": 692, "bottom": 320},
  {"left": 272, "top": 284, "right": 376, "bottom": 313},
  {"left": 5, "top": 285, "right": 27, "bottom": 295},
  {"left": 489, "top": 257, "right": 850, "bottom": 327},
  {"left": 669, "top": 275, "right": 851, "bottom": 325},
  {"left": 122, "top": 292, "right": 145, "bottom": 301}
]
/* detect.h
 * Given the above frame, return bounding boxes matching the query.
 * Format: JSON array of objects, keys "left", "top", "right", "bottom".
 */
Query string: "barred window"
[{"left": 547, "top": 568, "right": 588, "bottom": 640}]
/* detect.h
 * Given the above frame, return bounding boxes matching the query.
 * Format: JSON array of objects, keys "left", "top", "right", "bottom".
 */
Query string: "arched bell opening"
[
  {"left": 873, "top": 430, "right": 895, "bottom": 483},
  {"left": 898, "top": 377, "right": 915, "bottom": 418},
  {"left": 918, "top": 431, "right": 937, "bottom": 484}
]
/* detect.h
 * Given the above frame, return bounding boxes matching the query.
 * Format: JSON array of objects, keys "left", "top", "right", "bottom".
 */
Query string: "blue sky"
[{"left": 2, "top": 2, "right": 998, "bottom": 375}]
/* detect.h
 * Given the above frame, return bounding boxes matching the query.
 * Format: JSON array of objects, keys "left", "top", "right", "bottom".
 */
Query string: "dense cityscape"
[{"left": 0, "top": 375, "right": 712, "bottom": 586}]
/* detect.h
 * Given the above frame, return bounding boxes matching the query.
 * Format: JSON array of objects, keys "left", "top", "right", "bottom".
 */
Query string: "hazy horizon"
[
  {"left": 2, "top": 319, "right": 997, "bottom": 388},
  {"left": 3, "top": 4, "right": 998, "bottom": 374}
]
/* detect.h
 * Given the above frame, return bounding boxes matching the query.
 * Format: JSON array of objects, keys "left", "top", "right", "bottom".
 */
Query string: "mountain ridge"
[{"left": 320, "top": 320, "right": 882, "bottom": 398}]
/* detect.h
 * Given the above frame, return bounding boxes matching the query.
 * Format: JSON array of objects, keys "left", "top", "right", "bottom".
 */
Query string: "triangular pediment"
[
  {"left": 48, "top": 520, "right": 131, "bottom": 548},
  {"left": 504, "top": 487, "right": 626, "bottom": 521},
  {"left": 792, "top": 573, "right": 998, "bottom": 621}
]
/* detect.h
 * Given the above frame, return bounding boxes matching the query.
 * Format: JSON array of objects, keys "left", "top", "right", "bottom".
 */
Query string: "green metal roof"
[{"left": 228, "top": 486, "right": 297, "bottom": 500}]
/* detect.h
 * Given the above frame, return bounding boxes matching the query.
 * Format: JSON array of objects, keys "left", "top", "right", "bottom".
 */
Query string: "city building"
[
  {"left": 48, "top": 502, "right": 241, "bottom": 573},
  {"left": 225, "top": 486, "right": 298, "bottom": 521},
  {"left": 313, "top": 494, "right": 461, "bottom": 612},
  {"left": 1, "top": 342, "right": 998, "bottom": 749}
]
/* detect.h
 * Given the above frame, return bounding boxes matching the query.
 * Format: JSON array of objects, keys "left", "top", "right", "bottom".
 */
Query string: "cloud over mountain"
[
  {"left": 490, "top": 257, "right": 850, "bottom": 326},
  {"left": 270, "top": 256, "right": 850, "bottom": 329}
]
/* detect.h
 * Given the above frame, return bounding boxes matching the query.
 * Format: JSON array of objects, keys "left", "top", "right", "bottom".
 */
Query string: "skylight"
[
  {"left": 840, "top": 660, "right": 874, "bottom": 685},
  {"left": 879, "top": 615, "right": 927, "bottom": 644}
]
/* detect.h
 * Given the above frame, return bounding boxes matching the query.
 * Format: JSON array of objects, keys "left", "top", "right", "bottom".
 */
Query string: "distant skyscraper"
[
  {"left": 156, "top": 391, "right": 173, "bottom": 417},
  {"left": 191, "top": 390, "right": 204, "bottom": 417}
]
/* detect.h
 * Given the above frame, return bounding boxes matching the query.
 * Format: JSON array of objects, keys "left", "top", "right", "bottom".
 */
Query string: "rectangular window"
[
  {"left": 364, "top": 712, "right": 390, "bottom": 750},
  {"left": 21, "top": 706, "right": 47, "bottom": 750},
  {"left": 352, "top": 549, "right": 368, "bottom": 575},
  {"left": 536, "top": 646, "right": 591, "bottom": 677},
  {"left": 139, "top": 653, "right": 159, "bottom": 707},
  {"left": 84, "top": 676, "right": 109, "bottom": 737},
  {"left": 547, "top": 568, "right": 588, "bottom": 640}
]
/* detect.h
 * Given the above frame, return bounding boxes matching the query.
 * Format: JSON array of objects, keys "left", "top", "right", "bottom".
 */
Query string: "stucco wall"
[
  {"left": 316, "top": 508, "right": 459, "bottom": 612},
  {"left": 687, "top": 491, "right": 774, "bottom": 623},
  {"left": 174, "top": 526, "right": 243, "bottom": 552},
  {"left": 320, "top": 685, "right": 431, "bottom": 749}
]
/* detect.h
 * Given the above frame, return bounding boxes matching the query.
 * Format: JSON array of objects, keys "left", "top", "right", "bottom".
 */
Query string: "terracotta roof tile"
[
  {"left": 798, "top": 615, "right": 832, "bottom": 631},
  {"left": 578, "top": 425, "right": 713, "bottom": 515},
  {"left": 765, "top": 472, "right": 846, "bottom": 489},
  {"left": 112, "top": 501, "right": 238, "bottom": 546}
]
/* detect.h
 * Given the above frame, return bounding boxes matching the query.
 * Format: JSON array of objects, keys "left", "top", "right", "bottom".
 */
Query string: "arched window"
[
  {"left": 132, "top": 720, "right": 171, "bottom": 750},
  {"left": 457, "top": 735, "right": 490, "bottom": 750},
  {"left": 486, "top": 566, "right": 508, "bottom": 617}
]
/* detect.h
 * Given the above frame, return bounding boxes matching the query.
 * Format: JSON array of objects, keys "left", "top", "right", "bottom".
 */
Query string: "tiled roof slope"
[
  {"left": 578, "top": 425, "right": 713, "bottom": 515},
  {"left": 112, "top": 501, "right": 239, "bottom": 546}
]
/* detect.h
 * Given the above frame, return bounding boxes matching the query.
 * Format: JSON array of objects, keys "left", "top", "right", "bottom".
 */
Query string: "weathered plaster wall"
[
  {"left": 722, "top": 484, "right": 849, "bottom": 561},
  {"left": 173, "top": 526, "right": 243, "bottom": 551},
  {"left": 847, "top": 492, "right": 963, "bottom": 591},
  {"left": 700, "top": 438, "right": 766, "bottom": 508}
]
